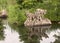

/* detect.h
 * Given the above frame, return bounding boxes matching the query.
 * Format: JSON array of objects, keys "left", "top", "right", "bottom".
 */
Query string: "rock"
[
  {"left": 40, "top": 18, "right": 51, "bottom": 25},
  {"left": 58, "top": 22, "right": 60, "bottom": 24},
  {"left": 0, "top": 9, "right": 7, "bottom": 19},
  {"left": 24, "top": 18, "right": 51, "bottom": 26}
]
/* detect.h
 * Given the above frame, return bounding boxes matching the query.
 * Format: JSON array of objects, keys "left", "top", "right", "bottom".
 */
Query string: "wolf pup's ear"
[{"left": 44, "top": 10, "right": 47, "bottom": 14}]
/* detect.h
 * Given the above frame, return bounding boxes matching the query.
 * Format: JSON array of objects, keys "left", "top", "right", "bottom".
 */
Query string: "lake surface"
[{"left": 0, "top": 20, "right": 60, "bottom": 43}]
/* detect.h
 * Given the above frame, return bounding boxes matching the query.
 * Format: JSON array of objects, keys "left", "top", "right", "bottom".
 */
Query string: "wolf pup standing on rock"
[{"left": 24, "top": 9, "right": 51, "bottom": 26}]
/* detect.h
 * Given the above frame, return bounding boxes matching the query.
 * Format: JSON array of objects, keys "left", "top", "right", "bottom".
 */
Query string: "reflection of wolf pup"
[{"left": 27, "top": 26, "right": 50, "bottom": 40}]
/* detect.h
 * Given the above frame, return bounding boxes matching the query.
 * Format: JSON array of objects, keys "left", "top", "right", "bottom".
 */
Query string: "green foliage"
[
  {"left": 0, "top": 0, "right": 60, "bottom": 26},
  {"left": 7, "top": 5, "right": 26, "bottom": 25},
  {"left": 0, "top": 19, "right": 4, "bottom": 40},
  {"left": 7, "top": 0, "right": 43, "bottom": 26},
  {"left": 42, "top": 0, "right": 60, "bottom": 21},
  {"left": 17, "top": 0, "right": 37, "bottom": 9},
  {"left": 16, "top": 0, "right": 60, "bottom": 21}
]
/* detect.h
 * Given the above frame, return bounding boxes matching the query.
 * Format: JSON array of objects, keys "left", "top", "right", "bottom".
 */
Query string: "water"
[{"left": 0, "top": 20, "right": 60, "bottom": 43}]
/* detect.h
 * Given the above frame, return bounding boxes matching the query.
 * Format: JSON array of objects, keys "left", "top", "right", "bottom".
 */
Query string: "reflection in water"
[
  {"left": 54, "top": 35, "right": 60, "bottom": 43},
  {"left": 26, "top": 26, "right": 51, "bottom": 43},
  {"left": 11, "top": 24, "right": 60, "bottom": 43},
  {"left": 0, "top": 20, "right": 23, "bottom": 43},
  {"left": 0, "top": 19, "right": 5, "bottom": 40},
  {"left": 17, "top": 25, "right": 60, "bottom": 43},
  {"left": 40, "top": 24, "right": 60, "bottom": 43},
  {"left": 0, "top": 20, "right": 60, "bottom": 43}
]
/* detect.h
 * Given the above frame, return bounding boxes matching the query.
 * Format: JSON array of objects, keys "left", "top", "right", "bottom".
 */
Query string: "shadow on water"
[{"left": 0, "top": 19, "right": 60, "bottom": 43}]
